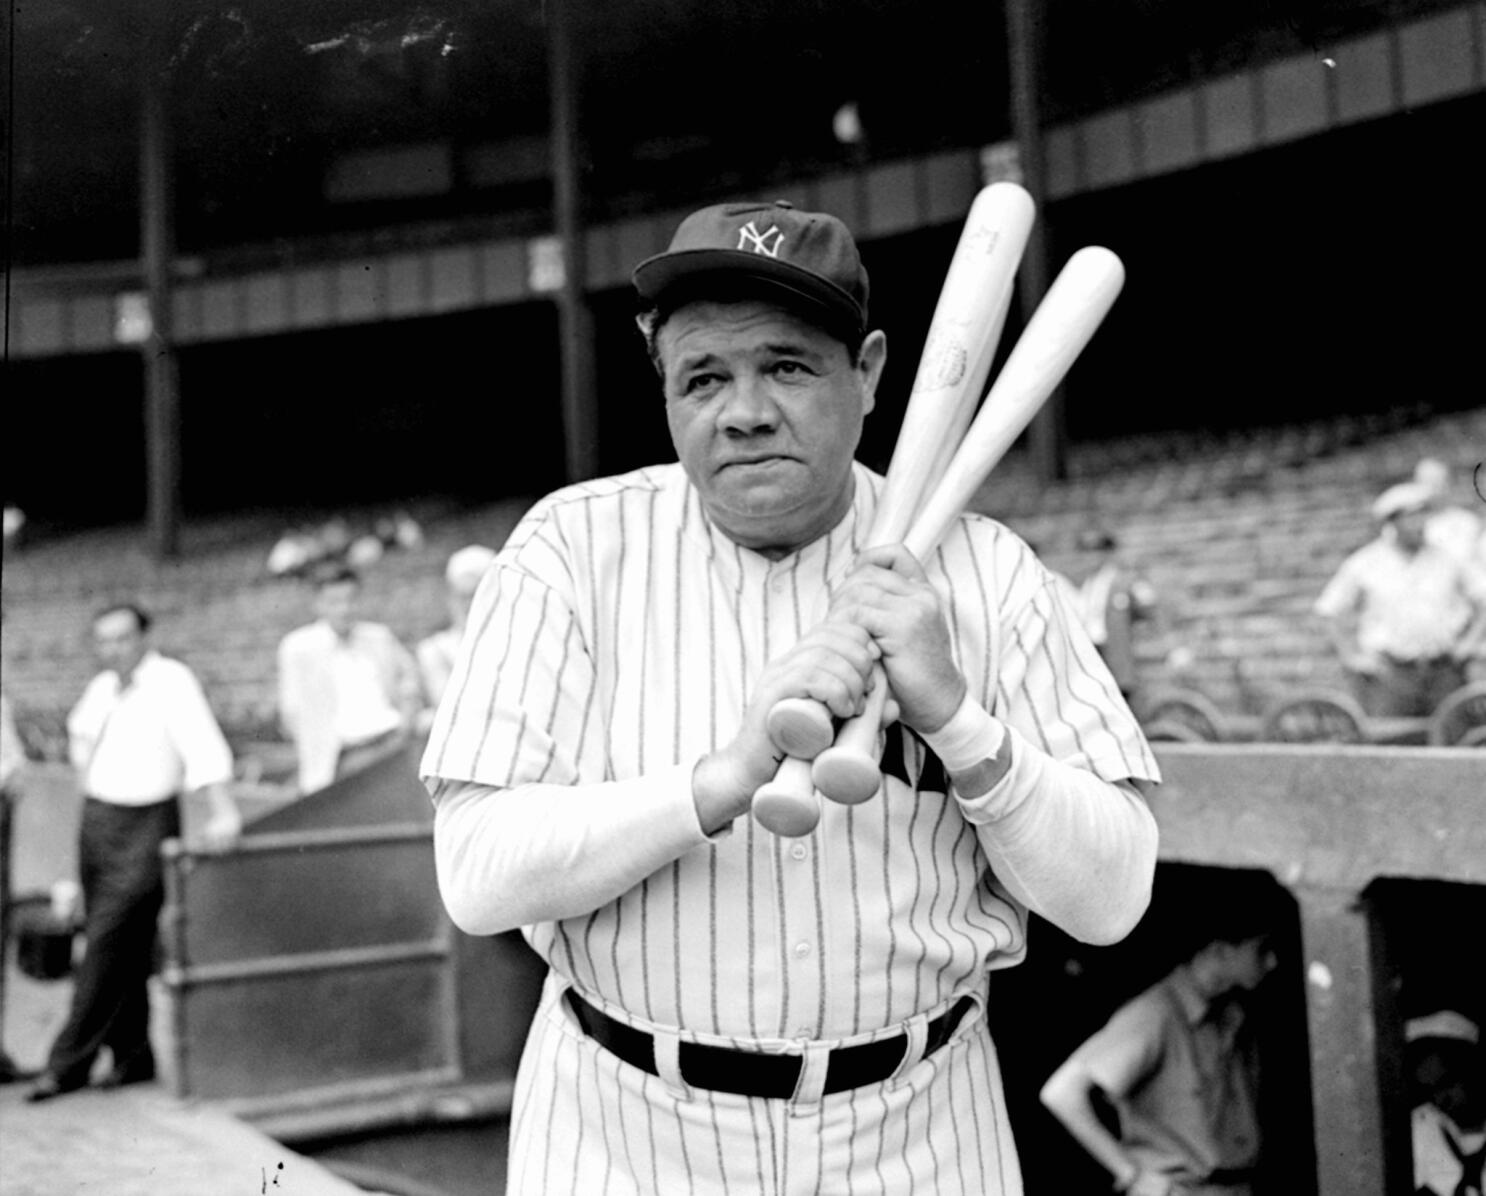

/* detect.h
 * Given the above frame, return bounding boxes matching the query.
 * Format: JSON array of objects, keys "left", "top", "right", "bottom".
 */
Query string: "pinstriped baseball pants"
[{"left": 505, "top": 975, "right": 1023, "bottom": 1195}]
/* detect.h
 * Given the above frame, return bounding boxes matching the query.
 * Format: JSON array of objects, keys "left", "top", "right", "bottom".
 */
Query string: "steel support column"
[
  {"left": 548, "top": 0, "right": 601, "bottom": 484},
  {"left": 140, "top": 12, "right": 181, "bottom": 559},
  {"left": 1005, "top": 0, "right": 1068, "bottom": 483}
]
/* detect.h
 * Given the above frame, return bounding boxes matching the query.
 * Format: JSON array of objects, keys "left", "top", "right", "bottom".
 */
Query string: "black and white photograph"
[{"left": 2, "top": 1, "right": 1483, "bottom": 1192}]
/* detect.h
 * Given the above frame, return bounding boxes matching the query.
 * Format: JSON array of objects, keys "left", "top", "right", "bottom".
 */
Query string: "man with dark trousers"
[{"left": 26, "top": 602, "right": 241, "bottom": 1102}]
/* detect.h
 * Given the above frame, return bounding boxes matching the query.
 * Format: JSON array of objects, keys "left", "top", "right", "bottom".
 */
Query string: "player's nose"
[{"left": 718, "top": 373, "right": 781, "bottom": 434}]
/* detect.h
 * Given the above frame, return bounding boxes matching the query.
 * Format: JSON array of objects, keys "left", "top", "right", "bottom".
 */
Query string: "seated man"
[{"left": 277, "top": 564, "right": 421, "bottom": 794}]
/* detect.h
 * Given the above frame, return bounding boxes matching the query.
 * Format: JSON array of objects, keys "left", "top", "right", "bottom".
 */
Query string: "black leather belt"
[{"left": 564, "top": 990, "right": 974, "bottom": 1099}]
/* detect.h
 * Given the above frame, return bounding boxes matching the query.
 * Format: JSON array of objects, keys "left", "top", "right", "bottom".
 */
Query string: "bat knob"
[
  {"left": 766, "top": 699, "right": 835, "bottom": 760},
  {"left": 811, "top": 748, "right": 883, "bottom": 805},
  {"left": 752, "top": 782, "right": 821, "bottom": 838}
]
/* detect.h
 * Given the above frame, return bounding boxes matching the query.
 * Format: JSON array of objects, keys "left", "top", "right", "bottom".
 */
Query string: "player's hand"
[
  {"left": 694, "top": 621, "right": 878, "bottom": 828},
  {"left": 827, "top": 544, "right": 966, "bottom": 735},
  {"left": 199, "top": 806, "right": 243, "bottom": 854}
]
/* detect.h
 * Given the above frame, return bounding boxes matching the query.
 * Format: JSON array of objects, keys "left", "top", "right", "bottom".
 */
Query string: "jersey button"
[
  {"left": 793, "top": 941, "right": 812, "bottom": 958},
  {"left": 790, "top": 842, "right": 808, "bottom": 860}
]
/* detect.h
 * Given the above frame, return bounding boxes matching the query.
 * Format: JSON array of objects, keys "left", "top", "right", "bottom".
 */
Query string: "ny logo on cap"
[{"left": 737, "top": 221, "right": 785, "bottom": 258}]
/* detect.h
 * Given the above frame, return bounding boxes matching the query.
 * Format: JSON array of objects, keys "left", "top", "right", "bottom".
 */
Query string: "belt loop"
[
  {"left": 652, "top": 1027, "right": 691, "bottom": 1101},
  {"left": 889, "top": 1013, "right": 930, "bottom": 1084},
  {"left": 789, "top": 1040, "right": 831, "bottom": 1114}
]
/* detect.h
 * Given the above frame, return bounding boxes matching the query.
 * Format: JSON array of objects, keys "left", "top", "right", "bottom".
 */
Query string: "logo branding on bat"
[
  {"left": 737, "top": 222, "right": 785, "bottom": 258},
  {"left": 966, "top": 225, "right": 1001, "bottom": 257},
  {"left": 921, "top": 330, "right": 967, "bottom": 388}
]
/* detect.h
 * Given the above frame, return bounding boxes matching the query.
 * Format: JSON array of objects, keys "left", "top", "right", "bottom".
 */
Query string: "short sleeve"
[
  {"left": 421, "top": 503, "right": 600, "bottom": 790},
  {"left": 993, "top": 548, "right": 1161, "bottom": 786},
  {"left": 167, "top": 665, "right": 235, "bottom": 792},
  {"left": 1071, "top": 992, "right": 1168, "bottom": 1100},
  {"left": 1314, "top": 556, "right": 1362, "bottom": 618}
]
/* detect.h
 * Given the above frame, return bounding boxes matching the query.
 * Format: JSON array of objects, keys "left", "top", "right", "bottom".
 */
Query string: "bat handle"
[
  {"left": 765, "top": 697, "right": 836, "bottom": 760},
  {"left": 751, "top": 755, "right": 822, "bottom": 838},
  {"left": 812, "top": 665, "right": 889, "bottom": 804}
]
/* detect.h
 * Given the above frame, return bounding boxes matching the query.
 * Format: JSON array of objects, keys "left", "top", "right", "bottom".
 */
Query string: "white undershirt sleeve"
[
  {"left": 430, "top": 765, "right": 713, "bottom": 935},
  {"left": 955, "top": 722, "right": 1158, "bottom": 945}
]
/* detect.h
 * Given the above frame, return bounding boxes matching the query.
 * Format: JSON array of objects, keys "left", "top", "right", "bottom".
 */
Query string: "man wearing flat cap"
[
  {"left": 1315, "top": 481, "right": 1486, "bottom": 718},
  {"left": 423, "top": 200, "right": 1158, "bottom": 1193}
]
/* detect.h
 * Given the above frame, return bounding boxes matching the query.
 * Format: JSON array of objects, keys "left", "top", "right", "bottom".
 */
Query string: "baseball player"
[{"left": 422, "top": 200, "right": 1160, "bottom": 1193}]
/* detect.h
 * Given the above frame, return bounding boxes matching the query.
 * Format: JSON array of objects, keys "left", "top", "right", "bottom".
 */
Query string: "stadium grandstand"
[{"left": 2, "top": 1, "right": 1484, "bottom": 1193}]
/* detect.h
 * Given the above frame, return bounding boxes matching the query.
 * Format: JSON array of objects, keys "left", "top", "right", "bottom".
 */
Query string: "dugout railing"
[{"left": 156, "top": 744, "right": 547, "bottom": 1141}]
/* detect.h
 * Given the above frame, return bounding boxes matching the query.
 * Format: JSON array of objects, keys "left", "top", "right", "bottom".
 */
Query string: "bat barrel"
[
  {"left": 905, "top": 247, "right": 1125, "bottom": 562},
  {"left": 869, "top": 183, "right": 1036, "bottom": 546}
]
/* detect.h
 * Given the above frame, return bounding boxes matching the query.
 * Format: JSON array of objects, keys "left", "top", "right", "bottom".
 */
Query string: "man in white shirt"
[
  {"left": 277, "top": 564, "right": 421, "bottom": 793},
  {"left": 27, "top": 602, "right": 241, "bottom": 1101},
  {"left": 1314, "top": 482, "right": 1486, "bottom": 717}
]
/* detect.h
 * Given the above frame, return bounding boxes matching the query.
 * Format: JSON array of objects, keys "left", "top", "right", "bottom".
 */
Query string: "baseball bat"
[
  {"left": 811, "top": 245, "right": 1126, "bottom": 803},
  {"left": 762, "top": 193, "right": 1029, "bottom": 763},
  {"left": 752, "top": 182, "right": 1036, "bottom": 836}
]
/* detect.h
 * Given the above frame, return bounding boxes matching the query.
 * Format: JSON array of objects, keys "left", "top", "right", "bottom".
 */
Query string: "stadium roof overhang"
[
  {"left": 5, "top": 0, "right": 1482, "bottom": 553},
  {"left": 13, "top": 0, "right": 1471, "bottom": 271}
]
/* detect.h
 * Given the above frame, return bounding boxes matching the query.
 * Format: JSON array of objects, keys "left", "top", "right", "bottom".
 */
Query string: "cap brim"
[{"left": 633, "top": 249, "right": 865, "bottom": 333}]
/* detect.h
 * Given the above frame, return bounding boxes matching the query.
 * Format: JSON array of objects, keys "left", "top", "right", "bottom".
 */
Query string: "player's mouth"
[{"left": 718, "top": 454, "right": 794, "bottom": 472}]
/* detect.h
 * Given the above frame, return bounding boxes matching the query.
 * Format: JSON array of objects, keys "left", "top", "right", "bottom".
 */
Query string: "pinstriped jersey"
[{"left": 423, "top": 461, "right": 1159, "bottom": 1044}]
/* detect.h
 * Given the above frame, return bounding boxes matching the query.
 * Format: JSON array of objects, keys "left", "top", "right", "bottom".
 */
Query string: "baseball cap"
[
  {"left": 1371, "top": 481, "right": 1436, "bottom": 521},
  {"left": 1405, "top": 1009, "right": 1480, "bottom": 1046},
  {"left": 633, "top": 201, "right": 869, "bottom": 336}
]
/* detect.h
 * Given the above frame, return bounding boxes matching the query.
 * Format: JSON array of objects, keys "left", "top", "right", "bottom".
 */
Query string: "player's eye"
[{"left": 682, "top": 372, "right": 723, "bottom": 396}]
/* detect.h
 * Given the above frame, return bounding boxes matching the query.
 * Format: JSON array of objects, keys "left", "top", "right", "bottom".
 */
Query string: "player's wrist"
[
  {"left": 920, "top": 690, "right": 1006, "bottom": 775},
  {"left": 908, "top": 673, "right": 969, "bottom": 738},
  {"left": 691, "top": 743, "right": 765, "bottom": 833}
]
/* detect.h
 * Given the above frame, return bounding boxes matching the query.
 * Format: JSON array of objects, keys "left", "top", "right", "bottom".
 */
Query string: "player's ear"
[
  {"left": 856, "top": 330, "right": 887, "bottom": 414},
  {"left": 636, "top": 311, "right": 667, "bottom": 379}
]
